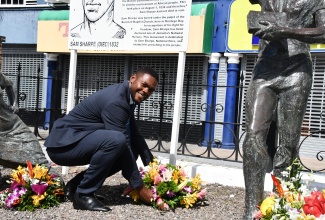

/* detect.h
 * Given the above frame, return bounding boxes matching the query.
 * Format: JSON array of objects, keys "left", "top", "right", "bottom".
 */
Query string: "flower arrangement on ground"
[
  {"left": 129, "top": 159, "right": 207, "bottom": 210},
  {"left": 254, "top": 159, "right": 325, "bottom": 220},
  {"left": 0, "top": 161, "right": 64, "bottom": 211}
]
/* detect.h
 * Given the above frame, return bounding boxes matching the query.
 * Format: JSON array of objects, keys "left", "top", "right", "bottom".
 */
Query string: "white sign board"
[{"left": 68, "top": 0, "right": 192, "bottom": 51}]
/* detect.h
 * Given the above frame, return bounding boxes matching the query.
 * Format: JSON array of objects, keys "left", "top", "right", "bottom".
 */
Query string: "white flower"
[
  {"left": 318, "top": 214, "right": 325, "bottom": 220},
  {"left": 162, "top": 168, "right": 173, "bottom": 182},
  {"left": 300, "top": 184, "right": 310, "bottom": 196},
  {"left": 22, "top": 173, "right": 29, "bottom": 182},
  {"left": 287, "top": 208, "right": 301, "bottom": 220},
  {"left": 288, "top": 183, "right": 295, "bottom": 190},
  {"left": 283, "top": 203, "right": 291, "bottom": 211},
  {"left": 281, "top": 171, "right": 289, "bottom": 177},
  {"left": 273, "top": 198, "right": 281, "bottom": 211},
  {"left": 291, "top": 177, "right": 297, "bottom": 182},
  {"left": 31, "top": 178, "right": 40, "bottom": 185}
]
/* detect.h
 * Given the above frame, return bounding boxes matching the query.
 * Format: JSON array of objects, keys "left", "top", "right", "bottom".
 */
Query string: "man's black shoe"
[
  {"left": 65, "top": 181, "right": 77, "bottom": 201},
  {"left": 65, "top": 181, "right": 106, "bottom": 201},
  {"left": 73, "top": 192, "right": 112, "bottom": 212}
]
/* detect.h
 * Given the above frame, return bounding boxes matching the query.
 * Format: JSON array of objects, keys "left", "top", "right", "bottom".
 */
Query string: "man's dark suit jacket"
[{"left": 44, "top": 81, "right": 153, "bottom": 166}]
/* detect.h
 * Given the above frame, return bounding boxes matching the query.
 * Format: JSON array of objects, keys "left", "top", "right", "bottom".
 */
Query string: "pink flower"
[
  {"left": 180, "top": 169, "right": 186, "bottom": 178},
  {"left": 303, "top": 190, "right": 325, "bottom": 217},
  {"left": 154, "top": 174, "right": 162, "bottom": 185},
  {"left": 161, "top": 202, "right": 169, "bottom": 211},
  {"left": 253, "top": 210, "right": 263, "bottom": 219},
  {"left": 156, "top": 197, "right": 164, "bottom": 206},
  {"left": 183, "top": 186, "right": 192, "bottom": 193},
  {"left": 139, "top": 167, "right": 146, "bottom": 178},
  {"left": 31, "top": 182, "right": 48, "bottom": 195},
  {"left": 158, "top": 164, "right": 167, "bottom": 172},
  {"left": 197, "top": 189, "right": 206, "bottom": 199}
]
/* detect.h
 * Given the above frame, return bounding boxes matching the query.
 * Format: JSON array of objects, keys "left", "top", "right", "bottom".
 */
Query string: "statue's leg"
[
  {"left": 243, "top": 79, "right": 277, "bottom": 220},
  {"left": 273, "top": 71, "right": 312, "bottom": 179}
]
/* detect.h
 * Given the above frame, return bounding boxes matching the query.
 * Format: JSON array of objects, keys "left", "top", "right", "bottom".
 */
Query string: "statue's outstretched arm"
[{"left": 255, "top": 9, "right": 325, "bottom": 44}]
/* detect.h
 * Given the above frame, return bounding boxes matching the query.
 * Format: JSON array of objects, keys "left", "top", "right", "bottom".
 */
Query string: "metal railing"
[{"left": 6, "top": 63, "right": 325, "bottom": 172}]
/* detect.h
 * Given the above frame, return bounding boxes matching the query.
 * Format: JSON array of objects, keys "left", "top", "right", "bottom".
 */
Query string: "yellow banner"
[{"left": 226, "top": 0, "right": 325, "bottom": 52}]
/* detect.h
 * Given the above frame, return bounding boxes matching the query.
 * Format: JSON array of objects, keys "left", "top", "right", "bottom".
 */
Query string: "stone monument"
[{"left": 0, "top": 37, "right": 47, "bottom": 169}]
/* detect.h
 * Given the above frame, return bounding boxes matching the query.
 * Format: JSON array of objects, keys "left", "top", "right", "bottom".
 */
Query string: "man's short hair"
[{"left": 135, "top": 67, "right": 159, "bottom": 82}]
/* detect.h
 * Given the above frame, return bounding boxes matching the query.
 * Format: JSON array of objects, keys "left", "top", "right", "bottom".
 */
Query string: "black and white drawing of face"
[{"left": 82, "top": 0, "right": 114, "bottom": 22}]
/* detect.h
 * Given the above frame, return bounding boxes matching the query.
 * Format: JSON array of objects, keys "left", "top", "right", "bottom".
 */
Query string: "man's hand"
[{"left": 122, "top": 185, "right": 133, "bottom": 196}]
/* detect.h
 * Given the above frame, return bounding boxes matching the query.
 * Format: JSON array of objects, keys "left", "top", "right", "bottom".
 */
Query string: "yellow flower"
[
  {"left": 129, "top": 190, "right": 140, "bottom": 202},
  {"left": 191, "top": 174, "right": 202, "bottom": 190},
  {"left": 322, "top": 189, "right": 325, "bottom": 198},
  {"left": 172, "top": 170, "right": 180, "bottom": 184},
  {"left": 180, "top": 192, "right": 198, "bottom": 208},
  {"left": 32, "top": 164, "right": 49, "bottom": 180},
  {"left": 304, "top": 214, "right": 317, "bottom": 220},
  {"left": 285, "top": 192, "right": 294, "bottom": 203},
  {"left": 10, "top": 166, "right": 28, "bottom": 183},
  {"left": 149, "top": 167, "right": 159, "bottom": 182},
  {"left": 31, "top": 193, "right": 47, "bottom": 206},
  {"left": 260, "top": 196, "right": 275, "bottom": 216}
]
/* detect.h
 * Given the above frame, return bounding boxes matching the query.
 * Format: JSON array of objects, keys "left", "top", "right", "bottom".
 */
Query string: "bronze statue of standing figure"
[{"left": 244, "top": 0, "right": 325, "bottom": 219}]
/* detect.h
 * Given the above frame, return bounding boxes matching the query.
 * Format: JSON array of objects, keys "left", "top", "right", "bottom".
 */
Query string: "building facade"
[{"left": 0, "top": 0, "right": 324, "bottom": 167}]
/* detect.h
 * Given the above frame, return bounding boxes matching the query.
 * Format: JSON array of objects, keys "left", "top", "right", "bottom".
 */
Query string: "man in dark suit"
[{"left": 45, "top": 67, "right": 158, "bottom": 211}]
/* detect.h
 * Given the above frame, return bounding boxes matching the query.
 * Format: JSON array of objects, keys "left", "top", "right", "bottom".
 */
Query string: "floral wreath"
[
  {"left": 129, "top": 159, "right": 207, "bottom": 210},
  {"left": 0, "top": 161, "right": 64, "bottom": 211}
]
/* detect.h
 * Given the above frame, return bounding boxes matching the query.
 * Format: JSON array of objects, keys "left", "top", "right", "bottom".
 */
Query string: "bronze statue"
[
  {"left": 0, "top": 72, "right": 47, "bottom": 168},
  {"left": 244, "top": 0, "right": 325, "bottom": 219}
]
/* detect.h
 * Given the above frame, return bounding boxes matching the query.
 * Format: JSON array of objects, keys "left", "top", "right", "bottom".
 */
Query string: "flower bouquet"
[
  {"left": 0, "top": 161, "right": 64, "bottom": 211},
  {"left": 254, "top": 159, "right": 325, "bottom": 220},
  {"left": 129, "top": 159, "right": 207, "bottom": 210}
]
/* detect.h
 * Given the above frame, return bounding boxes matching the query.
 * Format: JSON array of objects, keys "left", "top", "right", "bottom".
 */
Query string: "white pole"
[
  {"left": 169, "top": 51, "right": 186, "bottom": 165},
  {"left": 62, "top": 49, "right": 78, "bottom": 175}
]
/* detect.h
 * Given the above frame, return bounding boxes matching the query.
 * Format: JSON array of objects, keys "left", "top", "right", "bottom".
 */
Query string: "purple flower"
[
  {"left": 5, "top": 187, "right": 26, "bottom": 208},
  {"left": 151, "top": 186, "right": 158, "bottom": 201},
  {"left": 50, "top": 174, "right": 58, "bottom": 179},
  {"left": 31, "top": 182, "right": 48, "bottom": 195},
  {"left": 166, "top": 190, "right": 176, "bottom": 197},
  {"left": 9, "top": 181, "right": 23, "bottom": 191}
]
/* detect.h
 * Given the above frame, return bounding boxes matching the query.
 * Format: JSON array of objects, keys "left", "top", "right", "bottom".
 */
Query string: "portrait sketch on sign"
[
  {"left": 68, "top": 0, "right": 192, "bottom": 51},
  {"left": 70, "top": 0, "right": 126, "bottom": 39}
]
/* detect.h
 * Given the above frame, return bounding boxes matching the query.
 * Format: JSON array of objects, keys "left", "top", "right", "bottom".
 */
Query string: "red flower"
[
  {"left": 303, "top": 190, "right": 325, "bottom": 217},
  {"left": 26, "top": 160, "right": 34, "bottom": 178}
]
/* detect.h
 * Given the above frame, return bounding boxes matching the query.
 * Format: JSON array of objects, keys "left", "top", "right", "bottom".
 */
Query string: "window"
[{"left": 0, "top": 0, "right": 36, "bottom": 6}]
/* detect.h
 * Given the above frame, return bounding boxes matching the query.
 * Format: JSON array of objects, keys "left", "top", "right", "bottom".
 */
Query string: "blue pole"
[
  {"left": 44, "top": 54, "right": 58, "bottom": 130},
  {"left": 202, "top": 53, "right": 221, "bottom": 147},
  {"left": 222, "top": 53, "right": 242, "bottom": 149}
]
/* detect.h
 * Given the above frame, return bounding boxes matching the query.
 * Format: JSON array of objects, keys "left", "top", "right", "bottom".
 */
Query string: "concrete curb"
[{"left": 144, "top": 152, "right": 325, "bottom": 192}]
